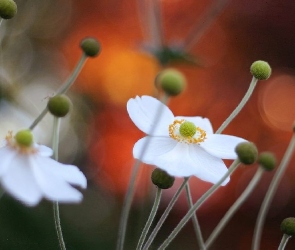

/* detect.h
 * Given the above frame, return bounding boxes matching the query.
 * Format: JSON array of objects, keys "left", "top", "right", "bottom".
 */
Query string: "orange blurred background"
[{"left": 2, "top": 0, "right": 295, "bottom": 249}]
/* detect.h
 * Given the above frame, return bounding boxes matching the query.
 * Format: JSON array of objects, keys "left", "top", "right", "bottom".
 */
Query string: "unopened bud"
[
  {"left": 258, "top": 152, "right": 276, "bottom": 171},
  {"left": 156, "top": 69, "right": 186, "bottom": 96},
  {"left": 281, "top": 217, "right": 295, "bottom": 236},
  {"left": 151, "top": 168, "right": 175, "bottom": 189},
  {"left": 80, "top": 37, "right": 101, "bottom": 57},
  {"left": 47, "top": 95, "right": 71, "bottom": 117},
  {"left": 0, "top": 0, "right": 17, "bottom": 19},
  {"left": 235, "top": 142, "right": 258, "bottom": 165},
  {"left": 250, "top": 60, "right": 271, "bottom": 80}
]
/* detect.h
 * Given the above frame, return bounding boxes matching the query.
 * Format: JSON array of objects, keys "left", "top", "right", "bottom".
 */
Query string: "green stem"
[
  {"left": 142, "top": 178, "right": 189, "bottom": 250},
  {"left": 252, "top": 134, "right": 295, "bottom": 250},
  {"left": 116, "top": 94, "right": 169, "bottom": 250},
  {"left": 158, "top": 160, "right": 240, "bottom": 250},
  {"left": 29, "top": 53, "right": 88, "bottom": 130},
  {"left": 205, "top": 167, "right": 264, "bottom": 248},
  {"left": 216, "top": 77, "right": 258, "bottom": 134},
  {"left": 278, "top": 234, "right": 291, "bottom": 250},
  {"left": 136, "top": 188, "right": 162, "bottom": 250},
  {"left": 185, "top": 179, "right": 205, "bottom": 250},
  {"left": 52, "top": 117, "right": 66, "bottom": 250}
]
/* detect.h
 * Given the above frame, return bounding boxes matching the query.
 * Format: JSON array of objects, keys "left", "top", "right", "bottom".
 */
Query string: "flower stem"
[
  {"left": 116, "top": 94, "right": 169, "bottom": 250},
  {"left": 252, "top": 134, "right": 295, "bottom": 250},
  {"left": 142, "top": 178, "right": 189, "bottom": 250},
  {"left": 136, "top": 187, "right": 162, "bottom": 250},
  {"left": 278, "top": 234, "right": 291, "bottom": 250},
  {"left": 52, "top": 117, "right": 66, "bottom": 250},
  {"left": 184, "top": 179, "right": 205, "bottom": 250},
  {"left": 205, "top": 167, "right": 264, "bottom": 248},
  {"left": 29, "top": 53, "right": 88, "bottom": 130},
  {"left": 216, "top": 77, "right": 258, "bottom": 134},
  {"left": 182, "top": 0, "right": 230, "bottom": 51},
  {"left": 158, "top": 159, "right": 240, "bottom": 250}
]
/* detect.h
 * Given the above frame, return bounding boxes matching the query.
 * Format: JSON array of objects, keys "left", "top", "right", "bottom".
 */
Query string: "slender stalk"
[
  {"left": 29, "top": 54, "right": 88, "bottom": 130},
  {"left": 158, "top": 160, "right": 240, "bottom": 250},
  {"left": 216, "top": 77, "right": 258, "bottom": 134},
  {"left": 51, "top": 117, "right": 66, "bottom": 250},
  {"left": 142, "top": 178, "right": 189, "bottom": 250},
  {"left": 252, "top": 134, "right": 295, "bottom": 250},
  {"left": 278, "top": 234, "right": 291, "bottom": 250},
  {"left": 182, "top": 0, "right": 230, "bottom": 51},
  {"left": 205, "top": 167, "right": 264, "bottom": 248},
  {"left": 136, "top": 188, "right": 162, "bottom": 250},
  {"left": 185, "top": 179, "right": 205, "bottom": 250},
  {"left": 116, "top": 94, "right": 169, "bottom": 250}
]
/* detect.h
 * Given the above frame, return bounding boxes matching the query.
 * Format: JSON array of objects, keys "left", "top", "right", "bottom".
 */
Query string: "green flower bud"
[
  {"left": 235, "top": 142, "right": 258, "bottom": 165},
  {"left": 80, "top": 37, "right": 101, "bottom": 57},
  {"left": 281, "top": 217, "right": 295, "bottom": 236},
  {"left": 151, "top": 168, "right": 175, "bottom": 189},
  {"left": 156, "top": 69, "right": 186, "bottom": 96},
  {"left": 15, "top": 130, "right": 33, "bottom": 147},
  {"left": 258, "top": 152, "right": 276, "bottom": 171},
  {"left": 47, "top": 95, "right": 71, "bottom": 117},
  {"left": 0, "top": 0, "right": 17, "bottom": 19},
  {"left": 250, "top": 60, "right": 271, "bottom": 80}
]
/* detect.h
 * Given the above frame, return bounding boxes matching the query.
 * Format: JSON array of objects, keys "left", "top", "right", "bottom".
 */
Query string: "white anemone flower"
[
  {"left": 0, "top": 131, "right": 87, "bottom": 206},
  {"left": 127, "top": 96, "right": 247, "bottom": 185}
]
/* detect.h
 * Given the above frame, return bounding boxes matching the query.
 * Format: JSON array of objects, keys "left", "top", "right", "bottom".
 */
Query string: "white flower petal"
[
  {"left": 36, "top": 144, "right": 53, "bottom": 157},
  {"left": 152, "top": 143, "right": 198, "bottom": 177},
  {"left": 133, "top": 136, "right": 177, "bottom": 164},
  {"left": 175, "top": 116, "right": 214, "bottom": 134},
  {"left": 127, "top": 96, "right": 174, "bottom": 136},
  {"left": 188, "top": 145, "right": 230, "bottom": 185},
  {"left": 201, "top": 134, "right": 247, "bottom": 159},
  {"left": 36, "top": 157, "right": 87, "bottom": 188},
  {"left": 1, "top": 155, "right": 42, "bottom": 206},
  {"left": 0, "top": 147, "right": 17, "bottom": 176},
  {"left": 31, "top": 157, "right": 84, "bottom": 203}
]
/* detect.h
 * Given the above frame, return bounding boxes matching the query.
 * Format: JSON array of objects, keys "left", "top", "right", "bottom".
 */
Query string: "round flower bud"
[
  {"left": 258, "top": 152, "right": 276, "bottom": 171},
  {"left": 47, "top": 95, "right": 71, "bottom": 117},
  {"left": 250, "top": 60, "right": 271, "bottom": 80},
  {"left": 281, "top": 217, "right": 295, "bottom": 236},
  {"left": 235, "top": 142, "right": 258, "bottom": 165},
  {"left": 15, "top": 130, "right": 33, "bottom": 147},
  {"left": 0, "top": 0, "right": 17, "bottom": 19},
  {"left": 151, "top": 168, "right": 175, "bottom": 189},
  {"left": 156, "top": 69, "right": 186, "bottom": 96},
  {"left": 80, "top": 37, "right": 101, "bottom": 57}
]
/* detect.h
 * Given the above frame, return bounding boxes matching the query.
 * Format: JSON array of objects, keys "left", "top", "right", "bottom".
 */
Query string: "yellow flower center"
[
  {"left": 169, "top": 119, "right": 206, "bottom": 144},
  {"left": 5, "top": 131, "right": 36, "bottom": 154}
]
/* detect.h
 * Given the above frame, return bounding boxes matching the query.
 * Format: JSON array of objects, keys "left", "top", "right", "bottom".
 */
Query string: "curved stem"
[
  {"left": 136, "top": 188, "right": 162, "bottom": 250},
  {"left": 158, "top": 160, "right": 240, "bottom": 250},
  {"left": 216, "top": 77, "right": 258, "bottom": 134},
  {"left": 252, "top": 134, "right": 295, "bottom": 250},
  {"left": 278, "top": 234, "right": 291, "bottom": 250},
  {"left": 205, "top": 167, "right": 264, "bottom": 248},
  {"left": 142, "top": 178, "right": 189, "bottom": 250},
  {"left": 182, "top": 0, "right": 230, "bottom": 51},
  {"left": 52, "top": 117, "right": 66, "bottom": 250},
  {"left": 29, "top": 53, "right": 88, "bottom": 130},
  {"left": 116, "top": 94, "right": 169, "bottom": 250},
  {"left": 185, "top": 179, "right": 205, "bottom": 250}
]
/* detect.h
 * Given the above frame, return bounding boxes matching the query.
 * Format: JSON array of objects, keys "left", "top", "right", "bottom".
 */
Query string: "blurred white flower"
[
  {"left": 127, "top": 96, "right": 246, "bottom": 185},
  {"left": 0, "top": 131, "right": 87, "bottom": 206}
]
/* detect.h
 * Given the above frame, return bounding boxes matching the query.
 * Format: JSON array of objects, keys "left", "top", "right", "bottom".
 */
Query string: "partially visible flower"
[
  {"left": 127, "top": 96, "right": 247, "bottom": 185},
  {"left": 0, "top": 131, "right": 87, "bottom": 206}
]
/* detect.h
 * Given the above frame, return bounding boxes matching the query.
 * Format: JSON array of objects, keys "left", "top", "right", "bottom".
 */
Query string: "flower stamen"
[{"left": 169, "top": 119, "right": 206, "bottom": 144}]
